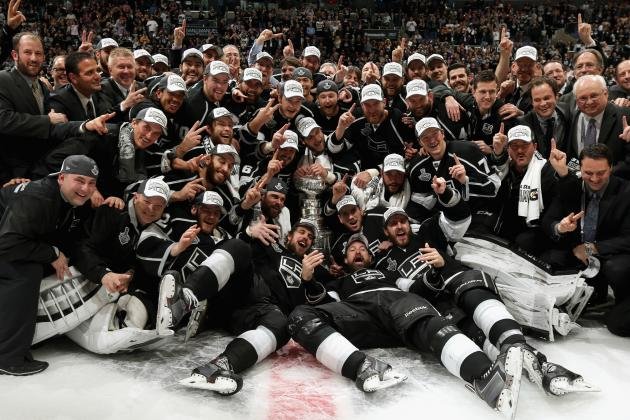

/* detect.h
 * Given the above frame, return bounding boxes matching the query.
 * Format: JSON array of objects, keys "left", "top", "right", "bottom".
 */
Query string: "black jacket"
[
  {"left": 49, "top": 84, "right": 111, "bottom": 122},
  {"left": 0, "top": 177, "right": 92, "bottom": 264},
  {"left": 542, "top": 175, "right": 630, "bottom": 257}
]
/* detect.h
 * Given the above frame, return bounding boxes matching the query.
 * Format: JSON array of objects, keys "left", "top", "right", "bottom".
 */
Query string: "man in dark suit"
[
  {"left": 0, "top": 155, "right": 99, "bottom": 375},
  {"left": 567, "top": 75, "right": 630, "bottom": 178},
  {"left": 0, "top": 32, "right": 69, "bottom": 184},
  {"left": 542, "top": 144, "right": 630, "bottom": 314},
  {"left": 518, "top": 77, "right": 572, "bottom": 159},
  {"left": 100, "top": 47, "right": 146, "bottom": 122},
  {"left": 49, "top": 52, "right": 110, "bottom": 122}
]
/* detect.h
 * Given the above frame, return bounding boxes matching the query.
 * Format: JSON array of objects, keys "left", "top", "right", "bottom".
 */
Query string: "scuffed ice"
[{"left": 1, "top": 326, "right": 627, "bottom": 420}]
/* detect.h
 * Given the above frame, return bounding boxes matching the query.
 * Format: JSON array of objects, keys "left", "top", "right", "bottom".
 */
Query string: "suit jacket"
[
  {"left": 0, "top": 67, "right": 55, "bottom": 181},
  {"left": 49, "top": 84, "right": 110, "bottom": 122},
  {"left": 567, "top": 103, "right": 630, "bottom": 175},
  {"left": 518, "top": 101, "right": 572, "bottom": 159},
  {"left": 100, "top": 78, "right": 146, "bottom": 123},
  {"left": 542, "top": 175, "right": 630, "bottom": 257}
]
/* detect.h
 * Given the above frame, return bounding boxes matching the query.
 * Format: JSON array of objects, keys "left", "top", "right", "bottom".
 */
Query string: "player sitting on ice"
[{"left": 374, "top": 202, "right": 597, "bottom": 397}]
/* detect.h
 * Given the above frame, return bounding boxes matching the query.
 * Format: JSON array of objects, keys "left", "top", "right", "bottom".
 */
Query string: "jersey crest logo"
[
  {"left": 351, "top": 269, "right": 386, "bottom": 284},
  {"left": 397, "top": 252, "right": 431, "bottom": 279},
  {"left": 482, "top": 122, "right": 494, "bottom": 135},
  {"left": 386, "top": 257, "right": 398, "bottom": 271},
  {"left": 118, "top": 227, "right": 130, "bottom": 245},
  {"left": 181, "top": 247, "right": 210, "bottom": 281},
  {"left": 271, "top": 243, "right": 283, "bottom": 253},
  {"left": 279, "top": 256, "right": 302, "bottom": 289},
  {"left": 419, "top": 168, "right": 432, "bottom": 182}
]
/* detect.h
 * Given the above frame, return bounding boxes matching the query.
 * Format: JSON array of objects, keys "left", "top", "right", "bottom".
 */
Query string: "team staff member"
[{"left": 0, "top": 155, "right": 98, "bottom": 375}]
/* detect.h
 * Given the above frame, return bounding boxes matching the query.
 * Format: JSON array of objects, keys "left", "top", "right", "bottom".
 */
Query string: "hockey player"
[
  {"left": 375, "top": 205, "right": 596, "bottom": 397},
  {"left": 328, "top": 84, "right": 416, "bottom": 174},
  {"left": 69, "top": 177, "right": 175, "bottom": 353},
  {"left": 288, "top": 233, "right": 524, "bottom": 419},
  {"left": 350, "top": 153, "right": 411, "bottom": 211},
  {"left": 176, "top": 219, "right": 325, "bottom": 395},
  {"left": 407, "top": 117, "right": 501, "bottom": 223}
]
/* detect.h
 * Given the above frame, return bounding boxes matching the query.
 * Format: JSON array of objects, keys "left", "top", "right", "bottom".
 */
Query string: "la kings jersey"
[
  {"left": 324, "top": 268, "right": 402, "bottom": 300},
  {"left": 329, "top": 206, "right": 390, "bottom": 265},
  {"left": 407, "top": 140, "right": 500, "bottom": 220},
  {"left": 251, "top": 240, "right": 328, "bottom": 315},
  {"left": 328, "top": 108, "right": 416, "bottom": 171}
]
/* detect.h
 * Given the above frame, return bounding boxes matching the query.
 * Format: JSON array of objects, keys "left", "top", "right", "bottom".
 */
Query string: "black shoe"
[
  {"left": 0, "top": 359, "right": 48, "bottom": 376},
  {"left": 179, "top": 355, "right": 243, "bottom": 396}
]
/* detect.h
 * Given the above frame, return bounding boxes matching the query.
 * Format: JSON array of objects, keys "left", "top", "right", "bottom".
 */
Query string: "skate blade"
[
  {"left": 362, "top": 370, "right": 407, "bottom": 392},
  {"left": 496, "top": 347, "right": 523, "bottom": 420},
  {"left": 184, "top": 300, "right": 207, "bottom": 343},
  {"left": 179, "top": 374, "right": 240, "bottom": 395},
  {"left": 550, "top": 378, "right": 601, "bottom": 395}
]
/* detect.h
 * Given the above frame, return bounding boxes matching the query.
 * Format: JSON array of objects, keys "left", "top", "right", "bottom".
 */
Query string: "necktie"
[
  {"left": 86, "top": 99, "right": 96, "bottom": 120},
  {"left": 584, "top": 118, "right": 597, "bottom": 148},
  {"left": 543, "top": 117, "right": 555, "bottom": 147},
  {"left": 32, "top": 81, "right": 44, "bottom": 114},
  {"left": 583, "top": 192, "right": 600, "bottom": 243}
]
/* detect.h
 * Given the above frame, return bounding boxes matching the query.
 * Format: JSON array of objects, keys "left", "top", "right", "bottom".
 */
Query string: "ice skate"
[
  {"left": 179, "top": 355, "right": 243, "bottom": 396},
  {"left": 519, "top": 343, "right": 599, "bottom": 396},
  {"left": 355, "top": 355, "right": 407, "bottom": 392},
  {"left": 184, "top": 299, "right": 207, "bottom": 342},
  {"left": 470, "top": 345, "right": 523, "bottom": 420},
  {"left": 156, "top": 271, "right": 199, "bottom": 334}
]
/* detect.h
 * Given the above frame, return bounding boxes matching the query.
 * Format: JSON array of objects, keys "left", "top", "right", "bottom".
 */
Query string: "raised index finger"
[
  {"left": 348, "top": 103, "right": 356, "bottom": 114},
  {"left": 572, "top": 211, "right": 585, "bottom": 221},
  {"left": 453, "top": 153, "right": 461, "bottom": 165},
  {"left": 501, "top": 26, "right": 506, "bottom": 39},
  {"left": 182, "top": 19, "right": 187, "bottom": 32},
  {"left": 623, "top": 115, "right": 628, "bottom": 129},
  {"left": 551, "top": 138, "right": 557, "bottom": 150},
  {"left": 577, "top": 13, "right": 582, "bottom": 26},
  {"left": 499, "top": 122, "right": 504, "bottom": 134}
]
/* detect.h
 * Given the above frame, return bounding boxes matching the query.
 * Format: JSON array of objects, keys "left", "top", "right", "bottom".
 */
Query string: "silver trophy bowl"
[{"left": 295, "top": 175, "right": 332, "bottom": 256}]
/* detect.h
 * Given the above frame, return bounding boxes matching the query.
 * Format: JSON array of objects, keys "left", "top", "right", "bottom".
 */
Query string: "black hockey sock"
[
  {"left": 341, "top": 351, "right": 367, "bottom": 380},
  {"left": 461, "top": 289, "right": 524, "bottom": 349},
  {"left": 183, "top": 265, "right": 219, "bottom": 301},
  {"left": 222, "top": 338, "right": 258, "bottom": 374}
]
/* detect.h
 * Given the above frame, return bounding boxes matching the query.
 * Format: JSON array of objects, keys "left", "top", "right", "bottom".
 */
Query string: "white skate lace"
[{"left": 182, "top": 288, "right": 199, "bottom": 309}]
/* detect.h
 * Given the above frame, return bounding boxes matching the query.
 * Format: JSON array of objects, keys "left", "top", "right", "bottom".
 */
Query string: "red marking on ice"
[{"left": 265, "top": 340, "right": 337, "bottom": 420}]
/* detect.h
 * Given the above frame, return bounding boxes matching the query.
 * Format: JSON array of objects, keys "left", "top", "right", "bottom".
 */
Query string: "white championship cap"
[
  {"left": 383, "top": 154, "right": 405, "bottom": 173},
  {"left": 415, "top": 117, "right": 441, "bottom": 138},
  {"left": 507, "top": 125, "right": 533, "bottom": 143},
  {"left": 361, "top": 84, "right": 384, "bottom": 103},
  {"left": 405, "top": 79, "right": 428, "bottom": 98}
]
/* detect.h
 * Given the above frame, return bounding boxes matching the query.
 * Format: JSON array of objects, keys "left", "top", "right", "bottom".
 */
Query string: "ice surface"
[{"left": 1, "top": 325, "right": 628, "bottom": 420}]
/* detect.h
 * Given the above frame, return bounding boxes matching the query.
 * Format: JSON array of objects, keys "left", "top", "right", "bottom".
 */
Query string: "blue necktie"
[
  {"left": 584, "top": 118, "right": 597, "bottom": 148},
  {"left": 583, "top": 192, "right": 600, "bottom": 243}
]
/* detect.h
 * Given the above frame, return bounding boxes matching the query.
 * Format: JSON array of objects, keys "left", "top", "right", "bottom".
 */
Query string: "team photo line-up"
[{"left": 1, "top": 0, "right": 628, "bottom": 418}]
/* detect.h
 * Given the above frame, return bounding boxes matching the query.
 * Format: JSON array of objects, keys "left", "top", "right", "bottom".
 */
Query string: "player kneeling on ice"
[
  {"left": 374, "top": 203, "right": 598, "bottom": 397},
  {"left": 151, "top": 193, "right": 291, "bottom": 395},
  {"left": 71, "top": 177, "right": 176, "bottom": 353},
  {"left": 288, "top": 233, "right": 524, "bottom": 419}
]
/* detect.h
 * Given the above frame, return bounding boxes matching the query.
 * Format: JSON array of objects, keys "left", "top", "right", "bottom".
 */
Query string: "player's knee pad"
[
  {"left": 287, "top": 305, "right": 334, "bottom": 349},
  {"left": 259, "top": 307, "right": 290, "bottom": 348},
  {"left": 443, "top": 269, "right": 497, "bottom": 305},
  {"left": 426, "top": 318, "right": 461, "bottom": 355}
]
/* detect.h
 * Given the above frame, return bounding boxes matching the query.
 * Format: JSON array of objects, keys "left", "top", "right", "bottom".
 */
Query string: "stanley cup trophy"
[{"left": 294, "top": 175, "right": 332, "bottom": 256}]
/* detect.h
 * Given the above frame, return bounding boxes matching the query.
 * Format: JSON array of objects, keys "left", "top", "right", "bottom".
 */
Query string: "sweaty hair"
[
  {"left": 472, "top": 69, "right": 497, "bottom": 89},
  {"left": 580, "top": 144, "right": 613, "bottom": 166},
  {"left": 530, "top": 76, "right": 558, "bottom": 95},
  {"left": 65, "top": 52, "right": 95, "bottom": 76}
]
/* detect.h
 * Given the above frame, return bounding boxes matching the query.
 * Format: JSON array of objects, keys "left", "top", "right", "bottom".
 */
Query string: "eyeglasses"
[
  {"left": 576, "top": 90, "right": 605, "bottom": 105},
  {"left": 52, "top": 68, "right": 66, "bottom": 73}
]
